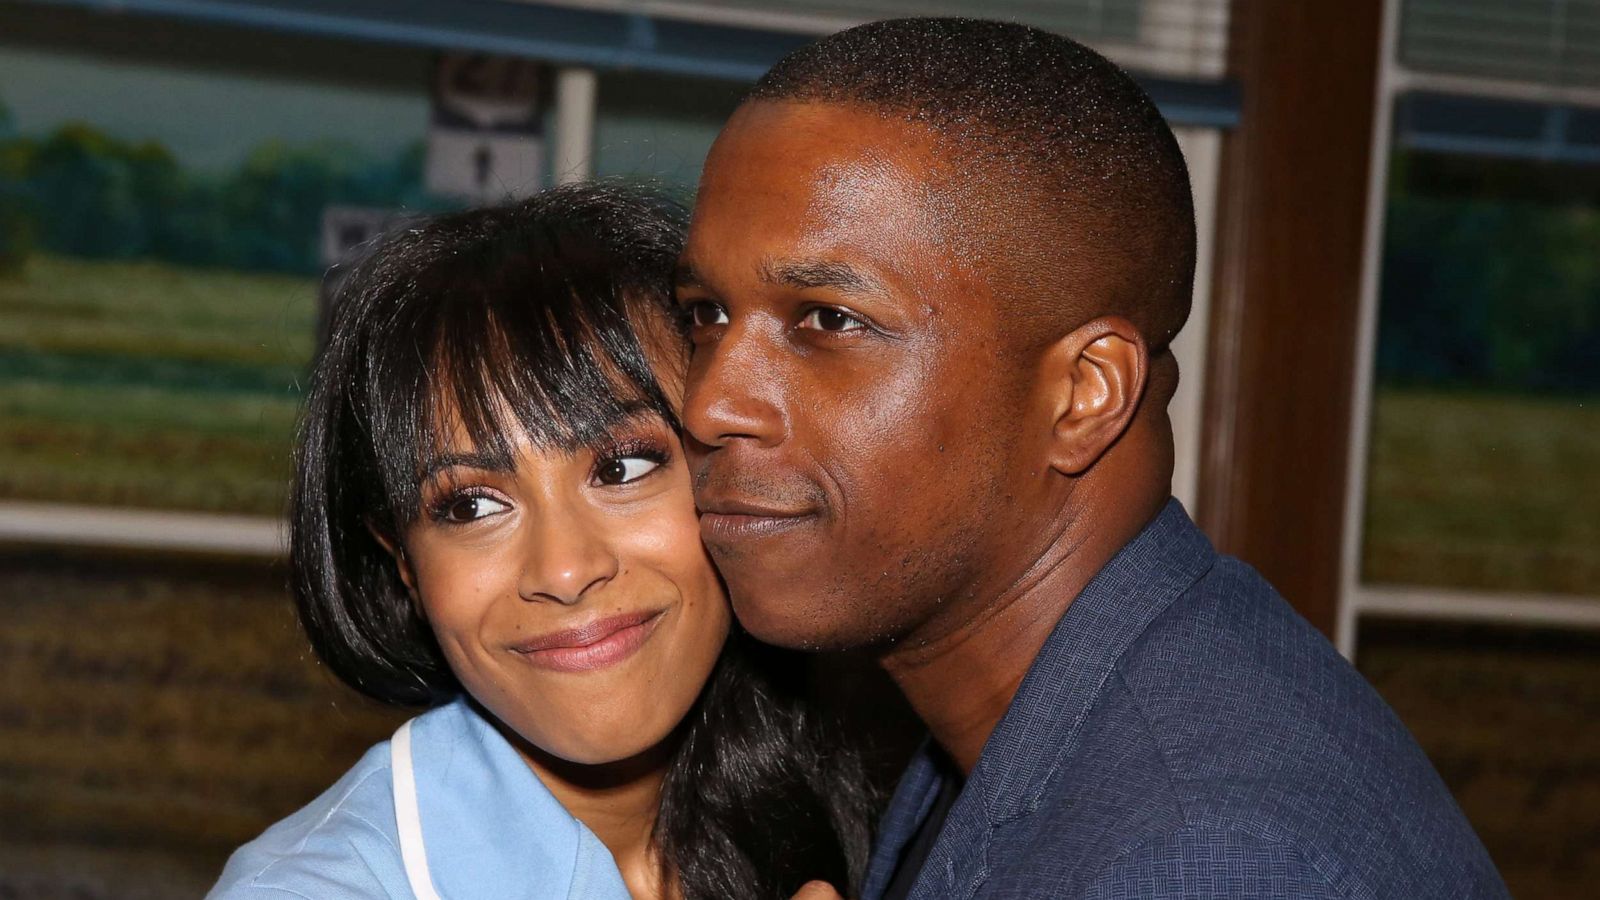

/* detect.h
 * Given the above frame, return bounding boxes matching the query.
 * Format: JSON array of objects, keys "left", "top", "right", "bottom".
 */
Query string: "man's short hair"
[{"left": 748, "top": 17, "right": 1196, "bottom": 352}]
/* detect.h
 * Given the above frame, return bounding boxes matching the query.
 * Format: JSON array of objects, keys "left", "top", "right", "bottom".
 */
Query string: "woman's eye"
[
  {"left": 594, "top": 456, "right": 662, "bottom": 486},
  {"left": 441, "top": 494, "right": 508, "bottom": 523},
  {"left": 687, "top": 301, "right": 728, "bottom": 327},
  {"left": 800, "top": 307, "right": 865, "bottom": 333}
]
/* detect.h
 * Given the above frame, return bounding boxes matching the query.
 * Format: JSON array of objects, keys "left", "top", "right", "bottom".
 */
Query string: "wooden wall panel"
[
  {"left": 1197, "top": 0, "right": 1384, "bottom": 637},
  {"left": 0, "top": 548, "right": 405, "bottom": 898}
]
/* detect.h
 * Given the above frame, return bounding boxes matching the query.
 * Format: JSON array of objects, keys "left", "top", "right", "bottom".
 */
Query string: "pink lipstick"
[{"left": 510, "top": 609, "right": 665, "bottom": 673}]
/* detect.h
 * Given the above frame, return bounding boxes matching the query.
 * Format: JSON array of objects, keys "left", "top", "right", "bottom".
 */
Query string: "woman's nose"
[{"left": 515, "top": 512, "right": 619, "bottom": 606}]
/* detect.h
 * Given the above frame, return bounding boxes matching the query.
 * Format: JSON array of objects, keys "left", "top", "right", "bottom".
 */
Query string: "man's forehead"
[
  {"left": 701, "top": 102, "right": 939, "bottom": 192},
  {"left": 687, "top": 103, "right": 962, "bottom": 281},
  {"left": 714, "top": 99, "right": 936, "bottom": 156}
]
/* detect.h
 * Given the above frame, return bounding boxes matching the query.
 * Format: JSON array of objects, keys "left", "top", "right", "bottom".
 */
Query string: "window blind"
[
  {"left": 1401, "top": 0, "right": 1600, "bottom": 90},
  {"left": 548, "top": 0, "right": 1230, "bottom": 78}
]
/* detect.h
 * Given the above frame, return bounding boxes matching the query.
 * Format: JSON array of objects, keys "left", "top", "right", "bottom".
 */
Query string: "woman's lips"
[{"left": 510, "top": 609, "right": 666, "bottom": 673}]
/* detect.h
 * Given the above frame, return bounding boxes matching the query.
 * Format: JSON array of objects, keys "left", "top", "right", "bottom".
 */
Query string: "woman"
[{"left": 210, "top": 184, "right": 874, "bottom": 900}]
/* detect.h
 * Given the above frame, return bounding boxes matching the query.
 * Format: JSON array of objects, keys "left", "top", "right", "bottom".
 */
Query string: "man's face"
[{"left": 677, "top": 101, "right": 1046, "bottom": 651}]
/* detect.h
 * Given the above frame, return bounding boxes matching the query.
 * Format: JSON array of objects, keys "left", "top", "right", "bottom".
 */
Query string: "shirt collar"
[
  {"left": 406, "top": 698, "right": 630, "bottom": 900},
  {"left": 882, "top": 499, "right": 1216, "bottom": 898},
  {"left": 974, "top": 498, "right": 1216, "bottom": 821},
  {"left": 861, "top": 739, "right": 945, "bottom": 900}
]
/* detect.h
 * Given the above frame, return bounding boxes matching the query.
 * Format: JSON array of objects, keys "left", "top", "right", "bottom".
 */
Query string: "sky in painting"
[{"left": 0, "top": 46, "right": 428, "bottom": 171}]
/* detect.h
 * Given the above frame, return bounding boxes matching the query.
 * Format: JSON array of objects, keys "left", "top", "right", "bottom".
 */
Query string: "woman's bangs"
[{"left": 383, "top": 283, "right": 677, "bottom": 521}]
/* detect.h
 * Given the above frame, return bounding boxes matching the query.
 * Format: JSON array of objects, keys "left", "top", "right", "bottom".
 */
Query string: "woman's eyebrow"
[{"left": 418, "top": 449, "right": 512, "bottom": 482}]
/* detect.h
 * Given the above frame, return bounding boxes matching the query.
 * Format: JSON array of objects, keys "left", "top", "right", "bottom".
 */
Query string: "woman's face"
[{"left": 394, "top": 409, "right": 730, "bottom": 766}]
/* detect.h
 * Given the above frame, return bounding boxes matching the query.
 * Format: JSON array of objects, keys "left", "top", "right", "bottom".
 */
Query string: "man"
[{"left": 676, "top": 17, "right": 1507, "bottom": 900}]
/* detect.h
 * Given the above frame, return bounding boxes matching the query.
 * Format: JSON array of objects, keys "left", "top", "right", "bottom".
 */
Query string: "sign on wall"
[{"left": 426, "top": 53, "right": 548, "bottom": 203}]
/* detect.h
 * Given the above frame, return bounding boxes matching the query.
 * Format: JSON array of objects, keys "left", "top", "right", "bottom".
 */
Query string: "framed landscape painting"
[{"left": 0, "top": 36, "right": 449, "bottom": 524}]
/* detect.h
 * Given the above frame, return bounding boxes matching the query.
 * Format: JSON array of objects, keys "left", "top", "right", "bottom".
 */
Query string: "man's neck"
[{"left": 880, "top": 487, "right": 1165, "bottom": 776}]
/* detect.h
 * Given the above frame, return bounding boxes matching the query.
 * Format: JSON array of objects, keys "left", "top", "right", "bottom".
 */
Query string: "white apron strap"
[{"left": 391, "top": 720, "right": 444, "bottom": 900}]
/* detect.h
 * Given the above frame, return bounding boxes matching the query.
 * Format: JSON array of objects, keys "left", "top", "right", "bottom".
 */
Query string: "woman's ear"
[
  {"left": 366, "top": 518, "right": 421, "bottom": 601},
  {"left": 1038, "top": 315, "right": 1148, "bottom": 476}
]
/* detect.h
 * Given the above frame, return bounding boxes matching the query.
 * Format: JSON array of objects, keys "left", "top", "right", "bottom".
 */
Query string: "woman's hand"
[{"left": 790, "top": 881, "right": 845, "bottom": 900}]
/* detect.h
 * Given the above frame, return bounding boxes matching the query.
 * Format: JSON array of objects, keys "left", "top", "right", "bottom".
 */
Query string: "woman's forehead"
[{"left": 414, "top": 383, "right": 668, "bottom": 476}]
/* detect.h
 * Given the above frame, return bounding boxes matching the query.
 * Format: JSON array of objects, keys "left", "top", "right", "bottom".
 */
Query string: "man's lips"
[
  {"left": 696, "top": 495, "right": 818, "bottom": 543},
  {"left": 509, "top": 609, "right": 665, "bottom": 673}
]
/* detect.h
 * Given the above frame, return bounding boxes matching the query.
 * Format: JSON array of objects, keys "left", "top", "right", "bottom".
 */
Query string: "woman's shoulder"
[
  {"left": 206, "top": 698, "right": 632, "bottom": 900},
  {"left": 206, "top": 722, "right": 407, "bottom": 899}
]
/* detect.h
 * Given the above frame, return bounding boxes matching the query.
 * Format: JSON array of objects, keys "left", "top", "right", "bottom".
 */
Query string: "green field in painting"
[
  {"left": 1362, "top": 389, "right": 1600, "bottom": 596},
  {"left": 2, "top": 254, "right": 1597, "bottom": 596},
  {"left": 0, "top": 255, "right": 316, "bottom": 516}
]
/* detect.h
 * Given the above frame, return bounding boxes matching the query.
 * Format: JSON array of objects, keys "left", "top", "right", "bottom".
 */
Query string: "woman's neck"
[{"left": 519, "top": 739, "right": 680, "bottom": 900}]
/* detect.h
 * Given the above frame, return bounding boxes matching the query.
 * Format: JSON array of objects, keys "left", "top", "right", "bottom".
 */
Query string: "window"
[
  {"left": 1345, "top": 0, "right": 1600, "bottom": 640},
  {"left": 1362, "top": 147, "right": 1600, "bottom": 598},
  {"left": 1344, "top": 3, "right": 1600, "bottom": 895}
]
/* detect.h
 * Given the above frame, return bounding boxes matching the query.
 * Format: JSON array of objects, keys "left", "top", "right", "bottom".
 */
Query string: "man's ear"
[
  {"left": 1039, "top": 315, "right": 1148, "bottom": 476},
  {"left": 367, "top": 518, "right": 421, "bottom": 602}
]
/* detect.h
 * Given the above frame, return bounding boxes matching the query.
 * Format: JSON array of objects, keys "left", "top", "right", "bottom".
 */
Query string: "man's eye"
[
  {"left": 687, "top": 301, "right": 728, "bottom": 327},
  {"left": 799, "top": 307, "right": 866, "bottom": 333},
  {"left": 594, "top": 456, "right": 662, "bottom": 486},
  {"left": 441, "top": 494, "right": 509, "bottom": 523}
]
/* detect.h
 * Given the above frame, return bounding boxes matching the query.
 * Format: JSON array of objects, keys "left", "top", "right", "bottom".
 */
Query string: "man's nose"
[
  {"left": 516, "top": 511, "right": 619, "bottom": 606},
  {"left": 682, "top": 322, "right": 786, "bottom": 450}
]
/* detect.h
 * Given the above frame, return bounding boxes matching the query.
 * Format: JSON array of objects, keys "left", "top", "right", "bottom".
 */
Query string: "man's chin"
[{"left": 727, "top": 588, "right": 865, "bottom": 653}]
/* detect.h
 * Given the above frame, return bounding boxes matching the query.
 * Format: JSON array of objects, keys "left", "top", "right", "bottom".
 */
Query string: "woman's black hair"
[{"left": 291, "top": 182, "right": 875, "bottom": 898}]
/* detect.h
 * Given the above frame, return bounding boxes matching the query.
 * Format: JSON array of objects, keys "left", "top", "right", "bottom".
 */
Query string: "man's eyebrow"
[
  {"left": 418, "top": 449, "right": 513, "bottom": 483},
  {"left": 673, "top": 262, "right": 705, "bottom": 291},
  {"left": 760, "top": 259, "right": 889, "bottom": 298}
]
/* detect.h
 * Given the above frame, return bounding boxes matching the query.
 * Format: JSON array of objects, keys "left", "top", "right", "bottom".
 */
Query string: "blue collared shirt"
[
  {"left": 209, "top": 697, "right": 630, "bottom": 900},
  {"left": 863, "top": 500, "right": 1509, "bottom": 900}
]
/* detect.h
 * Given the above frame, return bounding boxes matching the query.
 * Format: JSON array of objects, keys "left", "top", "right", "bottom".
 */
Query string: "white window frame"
[
  {"left": 1170, "top": 126, "right": 1221, "bottom": 512},
  {"left": 0, "top": 501, "right": 285, "bottom": 556}
]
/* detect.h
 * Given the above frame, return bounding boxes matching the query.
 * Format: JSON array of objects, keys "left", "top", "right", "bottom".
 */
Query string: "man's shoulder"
[
  {"left": 1118, "top": 554, "right": 1370, "bottom": 753},
  {"left": 986, "top": 799, "right": 1348, "bottom": 898},
  {"left": 207, "top": 738, "right": 402, "bottom": 898},
  {"left": 1112, "top": 553, "right": 1414, "bottom": 795},
  {"left": 1076, "top": 823, "right": 1341, "bottom": 900},
  {"left": 1012, "top": 554, "right": 1508, "bottom": 899},
  {"left": 993, "top": 813, "right": 1507, "bottom": 900}
]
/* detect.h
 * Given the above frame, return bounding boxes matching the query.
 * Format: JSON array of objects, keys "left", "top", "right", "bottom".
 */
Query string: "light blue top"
[{"left": 208, "top": 697, "right": 631, "bottom": 900}]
